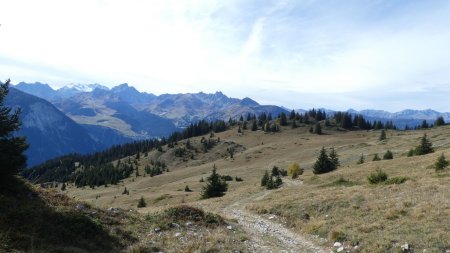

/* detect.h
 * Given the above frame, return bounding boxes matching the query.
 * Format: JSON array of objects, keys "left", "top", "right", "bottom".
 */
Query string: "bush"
[
  {"left": 235, "top": 176, "right": 243, "bottom": 182},
  {"left": 367, "top": 169, "right": 388, "bottom": 184},
  {"left": 184, "top": 185, "right": 192, "bottom": 192},
  {"left": 383, "top": 150, "right": 393, "bottom": 160},
  {"left": 385, "top": 176, "right": 408, "bottom": 185},
  {"left": 288, "top": 162, "right": 303, "bottom": 179},
  {"left": 220, "top": 175, "right": 233, "bottom": 181},
  {"left": 372, "top": 154, "right": 381, "bottom": 161}
]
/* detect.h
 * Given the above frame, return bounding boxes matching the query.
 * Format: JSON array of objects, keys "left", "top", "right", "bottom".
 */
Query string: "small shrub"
[
  {"left": 221, "top": 175, "right": 233, "bottom": 181},
  {"left": 357, "top": 154, "right": 365, "bottom": 164},
  {"left": 235, "top": 176, "right": 243, "bottom": 182},
  {"left": 372, "top": 154, "right": 381, "bottom": 161},
  {"left": 368, "top": 169, "right": 388, "bottom": 184},
  {"left": 383, "top": 150, "right": 393, "bottom": 160},
  {"left": 287, "top": 162, "right": 303, "bottom": 179},
  {"left": 385, "top": 176, "right": 408, "bottom": 185},
  {"left": 184, "top": 185, "right": 192, "bottom": 192}
]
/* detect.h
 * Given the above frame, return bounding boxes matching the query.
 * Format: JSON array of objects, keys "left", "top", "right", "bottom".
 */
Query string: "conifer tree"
[
  {"left": 251, "top": 120, "right": 258, "bottom": 131},
  {"left": 329, "top": 147, "right": 340, "bottom": 168},
  {"left": 0, "top": 79, "right": 28, "bottom": 178},
  {"left": 314, "top": 123, "right": 322, "bottom": 135},
  {"left": 313, "top": 147, "right": 335, "bottom": 174},
  {"left": 261, "top": 171, "right": 269, "bottom": 187},
  {"left": 435, "top": 116, "right": 445, "bottom": 126},
  {"left": 201, "top": 165, "right": 228, "bottom": 199},
  {"left": 415, "top": 133, "right": 434, "bottom": 155},
  {"left": 435, "top": 153, "right": 449, "bottom": 171},
  {"left": 279, "top": 112, "right": 288, "bottom": 126},
  {"left": 137, "top": 196, "right": 146, "bottom": 208},
  {"left": 61, "top": 183, "right": 66, "bottom": 191},
  {"left": 379, "top": 129, "right": 386, "bottom": 141}
]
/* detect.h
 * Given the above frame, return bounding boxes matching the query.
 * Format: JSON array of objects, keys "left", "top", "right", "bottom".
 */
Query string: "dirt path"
[{"left": 221, "top": 179, "right": 327, "bottom": 253}]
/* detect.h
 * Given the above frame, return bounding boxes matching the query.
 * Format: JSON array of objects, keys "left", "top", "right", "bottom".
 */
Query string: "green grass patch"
[
  {"left": 385, "top": 176, "right": 408, "bottom": 185},
  {"left": 321, "top": 176, "right": 358, "bottom": 187}
]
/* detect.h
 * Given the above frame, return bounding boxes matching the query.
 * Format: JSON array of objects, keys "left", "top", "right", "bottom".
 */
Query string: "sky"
[{"left": 1, "top": 0, "right": 450, "bottom": 112}]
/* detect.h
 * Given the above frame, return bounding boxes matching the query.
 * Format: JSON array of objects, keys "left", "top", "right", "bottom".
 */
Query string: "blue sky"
[{"left": 1, "top": 0, "right": 450, "bottom": 111}]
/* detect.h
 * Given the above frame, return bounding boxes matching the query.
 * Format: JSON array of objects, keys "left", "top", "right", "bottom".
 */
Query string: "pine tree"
[
  {"left": 0, "top": 79, "right": 28, "bottom": 178},
  {"left": 274, "top": 175, "right": 283, "bottom": 187},
  {"left": 313, "top": 147, "right": 334, "bottom": 174},
  {"left": 329, "top": 147, "right": 340, "bottom": 168},
  {"left": 251, "top": 120, "right": 258, "bottom": 131},
  {"left": 185, "top": 185, "right": 192, "bottom": 192},
  {"left": 280, "top": 112, "right": 288, "bottom": 126},
  {"left": 61, "top": 182, "right": 66, "bottom": 191},
  {"left": 379, "top": 130, "right": 386, "bottom": 141},
  {"left": 137, "top": 196, "right": 146, "bottom": 208},
  {"left": 122, "top": 187, "right": 129, "bottom": 195},
  {"left": 435, "top": 116, "right": 445, "bottom": 127},
  {"left": 314, "top": 123, "right": 322, "bottom": 135},
  {"left": 435, "top": 153, "right": 449, "bottom": 171},
  {"left": 415, "top": 133, "right": 434, "bottom": 155},
  {"left": 383, "top": 150, "right": 393, "bottom": 160},
  {"left": 201, "top": 165, "right": 228, "bottom": 199},
  {"left": 261, "top": 171, "right": 269, "bottom": 186}
]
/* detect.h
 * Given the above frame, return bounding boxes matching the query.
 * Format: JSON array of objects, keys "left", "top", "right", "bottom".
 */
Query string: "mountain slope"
[{"left": 5, "top": 88, "right": 101, "bottom": 166}]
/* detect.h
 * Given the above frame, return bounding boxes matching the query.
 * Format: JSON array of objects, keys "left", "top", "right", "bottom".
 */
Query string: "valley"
[{"left": 54, "top": 123, "right": 450, "bottom": 252}]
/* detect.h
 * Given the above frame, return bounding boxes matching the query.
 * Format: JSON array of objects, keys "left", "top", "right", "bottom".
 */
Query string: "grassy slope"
[
  {"left": 61, "top": 124, "right": 450, "bottom": 252},
  {"left": 0, "top": 177, "right": 246, "bottom": 253}
]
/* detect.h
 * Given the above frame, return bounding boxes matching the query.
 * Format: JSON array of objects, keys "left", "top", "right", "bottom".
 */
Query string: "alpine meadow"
[{"left": 1, "top": 1, "right": 450, "bottom": 253}]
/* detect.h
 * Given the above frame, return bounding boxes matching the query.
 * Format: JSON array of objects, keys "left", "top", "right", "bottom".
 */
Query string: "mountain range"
[
  {"left": 10, "top": 82, "right": 289, "bottom": 166},
  {"left": 8, "top": 81, "right": 450, "bottom": 166}
]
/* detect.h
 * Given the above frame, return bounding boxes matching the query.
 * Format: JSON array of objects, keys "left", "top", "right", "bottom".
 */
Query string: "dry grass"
[{"left": 62, "top": 124, "right": 450, "bottom": 252}]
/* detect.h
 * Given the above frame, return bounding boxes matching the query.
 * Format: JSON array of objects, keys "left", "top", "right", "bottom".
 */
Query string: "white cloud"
[{"left": 1, "top": 0, "right": 450, "bottom": 111}]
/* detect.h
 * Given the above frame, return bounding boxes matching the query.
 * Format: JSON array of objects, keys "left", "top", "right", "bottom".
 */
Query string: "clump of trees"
[
  {"left": 73, "top": 163, "right": 133, "bottom": 188},
  {"left": 261, "top": 166, "right": 285, "bottom": 189},
  {"left": 201, "top": 165, "right": 228, "bottom": 199},
  {"left": 313, "top": 147, "right": 339, "bottom": 174},
  {"left": 0, "top": 79, "right": 28, "bottom": 179}
]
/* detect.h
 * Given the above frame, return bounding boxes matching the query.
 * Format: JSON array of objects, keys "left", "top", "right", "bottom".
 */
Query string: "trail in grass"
[{"left": 222, "top": 179, "right": 326, "bottom": 253}]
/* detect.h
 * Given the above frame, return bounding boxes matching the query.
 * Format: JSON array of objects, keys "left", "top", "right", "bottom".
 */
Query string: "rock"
[
  {"left": 154, "top": 227, "right": 161, "bottom": 233},
  {"left": 268, "top": 215, "right": 275, "bottom": 220},
  {"left": 175, "top": 232, "right": 181, "bottom": 237},
  {"left": 185, "top": 221, "right": 193, "bottom": 227},
  {"left": 76, "top": 204, "right": 86, "bottom": 211},
  {"left": 445, "top": 250, "right": 450, "bottom": 253},
  {"left": 337, "top": 246, "right": 344, "bottom": 252},
  {"left": 170, "top": 223, "right": 180, "bottom": 228},
  {"left": 227, "top": 225, "right": 233, "bottom": 230},
  {"left": 401, "top": 243, "right": 410, "bottom": 251},
  {"left": 333, "top": 242, "right": 342, "bottom": 247}
]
